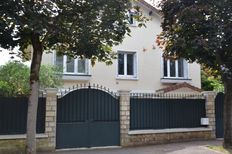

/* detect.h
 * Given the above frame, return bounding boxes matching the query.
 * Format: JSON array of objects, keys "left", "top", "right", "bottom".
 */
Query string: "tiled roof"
[{"left": 156, "top": 82, "right": 203, "bottom": 93}]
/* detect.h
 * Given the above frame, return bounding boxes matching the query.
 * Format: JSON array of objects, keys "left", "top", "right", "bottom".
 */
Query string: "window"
[
  {"left": 55, "top": 54, "right": 89, "bottom": 75},
  {"left": 163, "top": 58, "right": 188, "bottom": 78},
  {"left": 118, "top": 52, "right": 137, "bottom": 78},
  {"left": 127, "top": 10, "right": 137, "bottom": 26}
]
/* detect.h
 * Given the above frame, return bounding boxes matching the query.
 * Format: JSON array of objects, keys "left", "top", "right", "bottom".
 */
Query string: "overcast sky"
[{"left": 0, "top": 47, "right": 30, "bottom": 66}]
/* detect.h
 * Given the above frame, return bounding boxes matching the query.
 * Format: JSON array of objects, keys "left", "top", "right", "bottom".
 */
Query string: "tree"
[
  {"left": 158, "top": 0, "right": 232, "bottom": 149},
  {"left": 201, "top": 70, "right": 224, "bottom": 92},
  {"left": 0, "top": 1, "right": 142, "bottom": 153},
  {"left": 0, "top": 61, "right": 30, "bottom": 96},
  {"left": 0, "top": 61, "right": 62, "bottom": 96},
  {"left": 39, "top": 64, "right": 63, "bottom": 90}
]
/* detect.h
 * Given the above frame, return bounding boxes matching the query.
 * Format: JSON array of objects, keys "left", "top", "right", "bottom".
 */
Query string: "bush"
[
  {"left": 40, "top": 64, "right": 63, "bottom": 90},
  {"left": 0, "top": 61, "right": 62, "bottom": 96},
  {"left": 0, "top": 62, "right": 30, "bottom": 96},
  {"left": 201, "top": 70, "right": 224, "bottom": 92}
]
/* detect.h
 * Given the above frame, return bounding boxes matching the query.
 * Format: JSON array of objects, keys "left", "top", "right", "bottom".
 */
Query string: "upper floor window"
[
  {"left": 118, "top": 51, "right": 137, "bottom": 78},
  {"left": 55, "top": 54, "right": 89, "bottom": 75},
  {"left": 163, "top": 58, "right": 188, "bottom": 78},
  {"left": 127, "top": 10, "right": 137, "bottom": 26}
]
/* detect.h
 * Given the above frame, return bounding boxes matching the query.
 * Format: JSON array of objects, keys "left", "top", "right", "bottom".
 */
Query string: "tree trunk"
[
  {"left": 26, "top": 33, "right": 43, "bottom": 154},
  {"left": 223, "top": 76, "right": 232, "bottom": 150}
]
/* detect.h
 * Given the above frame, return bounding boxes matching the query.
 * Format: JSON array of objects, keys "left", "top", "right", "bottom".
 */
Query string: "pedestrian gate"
[
  {"left": 56, "top": 85, "right": 120, "bottom": 149},
  {"left": 215, "top": 92, "right": 224, "bottom": 138}
]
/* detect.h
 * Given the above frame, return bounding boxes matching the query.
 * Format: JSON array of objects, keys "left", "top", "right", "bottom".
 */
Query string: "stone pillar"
[
  {"left": 203, "top": 91, "right": 217, "bottom": 138},
  {"left": 45, "top": 88, "right": 58, "bottom": 150},
  {"left": 118, "top": 90, "right": 131, "bottom": 146}
]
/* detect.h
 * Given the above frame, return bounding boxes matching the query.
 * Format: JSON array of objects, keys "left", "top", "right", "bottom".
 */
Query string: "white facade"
[{"left": 41, "top": 1, "right": 201, "bottom": 92}]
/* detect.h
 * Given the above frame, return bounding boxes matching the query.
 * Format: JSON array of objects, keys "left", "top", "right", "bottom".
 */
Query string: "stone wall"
[
  {"left": 122, "top": 131, "right": 213, "bottom": 147},
  {"left": 44, "top": 88, "right": 57, "bottom": 150},
  {"left": 0, "top": 90, "right": 217, "bottom": 152},
  {"left": 119, "top": 90, "right": 216, "bottom": 147},
  {"left": 203, "top": 91, "right": 217, "bottom": 138},
  {"left": 0, "top": 88, "right": 57, "bottom": 153},
  {"left": 0, "top": 137, "right": 50, "bottom": 154},
  {"left": 118, "top": 90, "right": 131, "bottom": 146}
]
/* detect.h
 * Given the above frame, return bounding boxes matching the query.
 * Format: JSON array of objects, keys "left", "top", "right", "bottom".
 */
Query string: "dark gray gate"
[
  {"left": 56, "top": 85, "right": 120, "bottom": 149},
  {"left": 215, "top": 92, "right": 224, "bottom": 138}
]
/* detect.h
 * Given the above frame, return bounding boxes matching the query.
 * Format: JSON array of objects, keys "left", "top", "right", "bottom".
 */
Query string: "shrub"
[{"left": 0, "top": 61, "right": 62, "bottom": 96}]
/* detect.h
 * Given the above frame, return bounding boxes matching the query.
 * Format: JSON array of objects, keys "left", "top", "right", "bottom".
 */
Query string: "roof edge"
[
  {"left": 138, "top": 0, "right": 162, "bottom": 16},
  {"left": 156, "top": 82, "right": 203, "bottom": 93}
]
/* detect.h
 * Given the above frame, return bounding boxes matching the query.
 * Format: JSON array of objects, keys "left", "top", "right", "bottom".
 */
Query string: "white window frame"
[
  {"left": 127, "top": 10, "right": 137, "bottom": 26},
  {"left": 54, "top": 52, "right": 89, "bottom": 75},
  {"left": 117, "top": 51, "right": 137, "bottom": 79},
  {"left": 163, "top": 58, "right": 188, "bottom": 79}
]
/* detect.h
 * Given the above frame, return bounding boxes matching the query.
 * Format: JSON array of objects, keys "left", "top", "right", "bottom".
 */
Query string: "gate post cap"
[
  {"left": 201, "top": 91, "right": 217, "bottom": 96},
  {"left": 118, "top": 90, "right": 131, "bottom": 96},
  {"left": 45, "top": 88, "right": 58, "bottom": 95}
]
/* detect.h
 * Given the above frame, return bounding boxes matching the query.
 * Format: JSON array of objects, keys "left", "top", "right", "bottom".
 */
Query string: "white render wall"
[{"left": 41, "top": 2, "right": 201, "bottom": 92}]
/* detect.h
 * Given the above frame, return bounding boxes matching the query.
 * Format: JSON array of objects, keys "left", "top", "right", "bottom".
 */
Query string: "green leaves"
[
  {"left": 0, "top": 0, "right": 130, "bottom": 63},
  {"left": 159, "top": 0, "right": 232, "bottom": 76},
  {"left": 0, "top": 61, "right": 30, "bottom": 96},
  {"left": 201, "top": 70, "right": 224, "bottom": 92},
  {"left": 39, "top": 64, "right": 63, "bottom": 89},
  {"left": 0, "top": 62, "right": 63, "bottom": 96},
  {"left": 0, "top": 1, "right": 148, "bottom": 65}
]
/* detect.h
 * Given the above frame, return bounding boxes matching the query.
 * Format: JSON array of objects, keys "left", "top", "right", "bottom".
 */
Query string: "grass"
[{"left": 206, "top": 145, "right": 230, "bottom": 154}]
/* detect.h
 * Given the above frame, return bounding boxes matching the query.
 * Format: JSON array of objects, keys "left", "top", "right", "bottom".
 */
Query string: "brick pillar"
[
  {"left": 45, "top": 88, "right": 57, "bottom": 150},
  {"left": 118, "top": 90, "right": 130, "bottom": 146},
  {"left": 203, "top": 91, "right": 217, "bottom": 138}
]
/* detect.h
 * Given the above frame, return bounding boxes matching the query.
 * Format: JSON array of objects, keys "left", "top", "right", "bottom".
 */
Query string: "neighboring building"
[{"left": 41, "top": 0, "right": 201, "bottom": 93}]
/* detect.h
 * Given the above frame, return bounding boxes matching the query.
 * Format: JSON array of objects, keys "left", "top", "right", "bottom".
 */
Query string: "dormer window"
[{"left": 127, "top": 10, "right": 137, "bottom": 26}]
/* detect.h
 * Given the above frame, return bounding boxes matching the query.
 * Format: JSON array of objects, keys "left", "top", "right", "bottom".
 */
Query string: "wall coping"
[
  {"left": 45, "top": 88, "right": 58, "bottom": 94},
  {"left": 128, "top": 127, "right": 212, "bottom": 135},
  {"left": 0, "top": 134, "right": 48, "bottom": 140},
  {"left": 118, "top": 90, "right": 131, "bottom": 93},
  {"left": 201, "top": 91, "right": 217, "bottom": 96}
]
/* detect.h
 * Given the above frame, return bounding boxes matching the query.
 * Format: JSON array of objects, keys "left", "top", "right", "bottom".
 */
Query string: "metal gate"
[
  {"left": 215, "top": 92, "right": 224, "bottom": 138},
  {"left": 56, "top": 85, "right": 120, "bottom": 149}
]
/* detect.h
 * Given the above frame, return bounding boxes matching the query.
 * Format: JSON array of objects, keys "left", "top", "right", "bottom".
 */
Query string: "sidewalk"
[{"left": 40, "top": 140, "right": 224, "bottom": 154}]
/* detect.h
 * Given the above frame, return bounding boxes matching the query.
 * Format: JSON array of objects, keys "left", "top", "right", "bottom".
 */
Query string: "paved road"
[{"left": 40, "top": 140, "right": 223, "bottom": 154}]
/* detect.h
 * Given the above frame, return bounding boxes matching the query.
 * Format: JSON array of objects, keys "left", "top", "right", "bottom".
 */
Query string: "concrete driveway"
[{"left": 40, "top": 140, "right": 223, "bottom": 154}]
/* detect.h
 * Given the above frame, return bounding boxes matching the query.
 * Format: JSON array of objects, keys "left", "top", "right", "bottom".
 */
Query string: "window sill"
[
  {"left": 63, "top": 74, "right": 91, "bottom": 81},
  {"left": 128, "top": 127, "right": 212, "bottom": 135},
  {"left": 129, "top": 24, "right": 137, "bottom": 27},
  {"left": 161, "top": 78, "right": 192, "bottom": 83},
  {"left": 116, "top": 76, "right": 138, "bottom": 81}
]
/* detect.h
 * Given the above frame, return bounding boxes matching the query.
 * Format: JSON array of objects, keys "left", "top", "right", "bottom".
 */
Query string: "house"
[{"left": 41, "top": 0, "right": 201, "bottom": 93}]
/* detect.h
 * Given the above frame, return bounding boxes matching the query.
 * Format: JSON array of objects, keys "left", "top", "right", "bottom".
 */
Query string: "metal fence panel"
[
  {"left": 130, "top": 94, "right": 206, "bottom": 130},
  {"left": 215, "top": 92, "right": 224, "bottom": 138},
  {"left": 0, "top": 97, "right": 46, "bottom": 135}
]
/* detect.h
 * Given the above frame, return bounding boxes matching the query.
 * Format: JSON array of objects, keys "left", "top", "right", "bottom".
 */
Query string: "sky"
[{"left": 0, "top": 47, "right": 30, "bottom": 66}]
